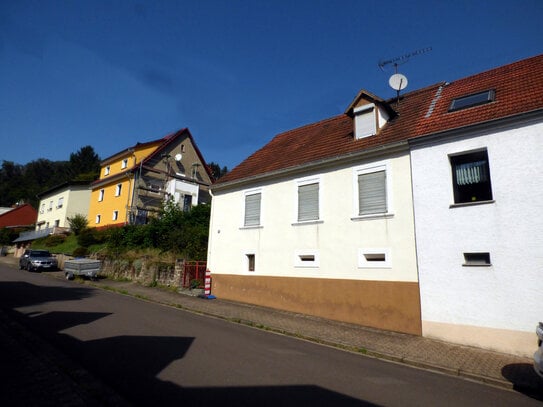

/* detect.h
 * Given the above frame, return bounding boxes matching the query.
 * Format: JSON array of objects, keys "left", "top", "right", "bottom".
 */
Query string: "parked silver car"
[
  {"left": 19, "top": 249, "right": 58, "bottom": 272},
  {"left": 535, "top": 322, "right": 543, "bottom": 379}
]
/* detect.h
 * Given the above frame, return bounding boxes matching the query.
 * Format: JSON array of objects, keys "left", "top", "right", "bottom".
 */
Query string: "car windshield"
[{"left": 32, "top": 251, "right": 51, "bottom": 257}]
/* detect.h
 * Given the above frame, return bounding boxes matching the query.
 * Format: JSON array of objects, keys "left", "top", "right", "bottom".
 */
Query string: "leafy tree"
[
  {"left": 0, "top": 228, "right": 17, "bottom": 245},
  {"left": 67, "top": 214, "right": 89, "bottom": 235},
  {"left": 69, "top": 146, "right": 100, "bottom": 181},
  {"left": 0, "top": 147, "right": 101, "bottom": 208},
  {"left": 207, "top": 162, "right": 228, "bottom": 180},
  {"left": 0, "top": 161, "right": 24, "bottom": 207}
]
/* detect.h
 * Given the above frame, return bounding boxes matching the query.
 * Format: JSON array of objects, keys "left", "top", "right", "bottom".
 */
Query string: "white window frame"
[
  {"left": 352, "top": 161, "right": 393, "bottom": 220},
  {"left": 104, "top": 166, "right": 110, "bottom": 176},
  {"left": 115, "top": 184, "right": 122, "bottom": 197},
  {"left": 98, "top": 189, "right": 105, "bottom": 202},
  {"left": 57, "top": 196, "right": 64, "bottom": 209},
  {"left": 358, "top": 248, "right": 391, "bottom": 269},
  {"left": 121, "top": 158, "right": 128, "bottom": 169},
  {"left": 449, "top": 148, "right": 494, "bottom": 206},
  {"left": 112, "top": 210, "right": 119, "bottom": 221},
  {"left": 294, "top": 250, "right": 320, "bottom": 268},
  {"left": 242, "top": 188, "right": 262, "bottom": 228},
  {"left": 95, "top": 214, "right": 101, "bottom": 224},
  {"left": 294, "top": 175, "right": 322, "bottom": 224}
]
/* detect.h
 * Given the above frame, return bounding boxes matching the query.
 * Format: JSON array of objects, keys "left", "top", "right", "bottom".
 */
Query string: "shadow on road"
[
  {"left": 502, "top": 363, "right": 543, "bottom": 401},
  {"left": 0, "top": 279, "right": 376, "bottom": 406}
]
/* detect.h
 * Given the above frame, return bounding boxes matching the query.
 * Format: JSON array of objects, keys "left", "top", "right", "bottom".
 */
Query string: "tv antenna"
[
  {"left": 378, "top": 47, "right": 432, "bottom": 103},
  {"left": 378, "top": 47, "right": 432, "bottom": 73}
]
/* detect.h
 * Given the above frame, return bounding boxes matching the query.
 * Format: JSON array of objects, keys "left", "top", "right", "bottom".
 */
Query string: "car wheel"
[
  {"left": 26, "top": 263, "right": 33, "bottom": 272},
  {"left": 65, "top": 273, "right": 73, "bottom": 280}
]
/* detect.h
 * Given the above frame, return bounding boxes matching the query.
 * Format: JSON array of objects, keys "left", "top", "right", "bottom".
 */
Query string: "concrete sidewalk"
[{"left": 1, "top": 254, "right": 541, "bottom": 402}]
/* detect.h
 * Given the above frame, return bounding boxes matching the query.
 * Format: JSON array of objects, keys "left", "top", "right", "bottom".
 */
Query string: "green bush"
[
  {"left": 72, "top": 246, "right": 88, "bottom": 257},
  {"left": 67, "top": 214, "right": 89, "bottom": 235},
  {"left": 0, "top": 227, "right": 17, "bottom": 245},
  {"left": 100, "top": 203, "right": 211, "bottom": 261},
  {"left": 44, "top": 234, "right": 66, "bottom": 247},
  {"left": 77, "top": 228, "right": 97, "bottom": 247}
]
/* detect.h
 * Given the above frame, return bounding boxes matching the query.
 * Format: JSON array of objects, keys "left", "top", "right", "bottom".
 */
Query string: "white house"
[
  {"left": 409, "top": 54, "right": 543, "bottom": 356},
  {"left": 36, "top": 181, "right": 91, "bottom": 233},
  {"left": 208, "top": 90, "right": 426, "bottom": 335}
]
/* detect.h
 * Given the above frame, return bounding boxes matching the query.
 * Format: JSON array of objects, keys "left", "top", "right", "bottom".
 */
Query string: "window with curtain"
[
  {"left": 244, "top": 192, "right": 261, "bottom": 226},
  {"left": 358, "top": 170, "right": 387, "bottom": 215},
  {"left": 298, "top": 182, "right": 319, "bottom": 222},
  {"left": 450, "top": 150, "right": 493, "bottom": 204}
]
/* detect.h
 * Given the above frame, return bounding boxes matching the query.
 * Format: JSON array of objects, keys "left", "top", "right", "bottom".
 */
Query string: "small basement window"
[
  {"left": 358, "top": 248, "right": 391, "bottom": 268},
  {"left": 294, "top": 251, "right": 319, "bottom": 268},
  {"left": 449, "top": 89, "right": 495, "bottom": 112},
  {"left": 463, "top": 252, "right": 491, "bottom": 266},
  {"left": 246, "top": 254, "right": 255, "bottom": 272},
  {"left": 364, "top": 253, "right": 386, "bottom": 262}
]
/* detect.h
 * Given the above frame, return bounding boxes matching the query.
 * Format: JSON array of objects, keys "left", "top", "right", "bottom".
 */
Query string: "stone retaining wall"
[{"left": 97, "top": 257, "right": 184, "bottom": 288}]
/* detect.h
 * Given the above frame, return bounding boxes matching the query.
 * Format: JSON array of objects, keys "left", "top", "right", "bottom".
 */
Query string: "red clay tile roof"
[
  {"left": 414, "top": 53, "right": 543, "bottom": 138},
  {"left": 216, "top": 54, "right": 543, "bottom": 186},
  {"left": 216, "top": 84, "right": 439, "bottom": 185}
]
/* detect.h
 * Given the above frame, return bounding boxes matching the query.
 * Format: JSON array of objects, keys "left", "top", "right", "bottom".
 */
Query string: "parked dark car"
[
  {"left": 19, "top": 249, "right": 58, "bottom": 272},
  {"left": 535, "top": 322, "right": 543, "bottom": 379}
]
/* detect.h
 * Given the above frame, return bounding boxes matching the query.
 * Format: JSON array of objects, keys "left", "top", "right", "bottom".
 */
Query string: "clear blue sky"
[{"left": 1, "top": 1, "right": 541, "bottom": 170}]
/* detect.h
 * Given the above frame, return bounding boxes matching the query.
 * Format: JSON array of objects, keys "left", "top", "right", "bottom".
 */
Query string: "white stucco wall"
[
  {"left": 411, "top": 120, "right": 543, "bottom": 356},
  {"left": 208, "top": 152, "right": 418, "bottom": 283}
]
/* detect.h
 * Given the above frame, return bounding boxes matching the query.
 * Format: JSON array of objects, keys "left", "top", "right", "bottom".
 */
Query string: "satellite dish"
[
  {"left": 174, "top": 153, "right": 182, "bottom": 162},
  {"left": 389, "top": 73, "right": 408, "bottom": 91}
]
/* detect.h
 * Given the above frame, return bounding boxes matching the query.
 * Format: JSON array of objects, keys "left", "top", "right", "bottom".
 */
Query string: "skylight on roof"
[{"left": 449, "top": 89, "right": 495, "bottom": 112}]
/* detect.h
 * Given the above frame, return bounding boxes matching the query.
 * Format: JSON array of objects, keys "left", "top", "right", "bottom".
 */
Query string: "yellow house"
[{"left": 88, "top": 128, "right": 213, "bottom": 228}]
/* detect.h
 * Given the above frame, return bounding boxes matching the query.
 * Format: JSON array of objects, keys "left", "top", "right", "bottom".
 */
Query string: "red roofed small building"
[
  {"left": 0, "top": 204, "right": 37, "bottom": 229},
  {"left": 0, "top": 204, "right": 38, "bottom": 257},
  {"left": 208, "top": 87, "right": 425, "bottom": 336},
  {"left": 207, "top": 54, "right": 542, "bottom": 356}
]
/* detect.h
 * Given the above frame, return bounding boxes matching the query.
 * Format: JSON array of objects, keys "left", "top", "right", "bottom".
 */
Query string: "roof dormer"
[{"left": 345, "top": 90, "right": 396, "bottom": 140}]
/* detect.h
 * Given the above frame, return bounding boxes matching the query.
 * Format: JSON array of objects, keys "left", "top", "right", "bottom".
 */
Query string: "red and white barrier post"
[{"left": 204, "top": 269, "right": 215, "bottom": 299}]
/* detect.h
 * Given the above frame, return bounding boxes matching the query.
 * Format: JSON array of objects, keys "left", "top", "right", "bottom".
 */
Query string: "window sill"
[
  {"left": 462, "top": 263, "right": 492, "bottom": 267},
  {"left": 239, "top": 225, "right": 263, "bottom": 230},
  {"left": 450, "top": 200, "right": 495, "bottom": 208},
  {"left": 292, "top": 220, "right": 323, "bottom": 226},
  {"left": 351, "top": 213, "right": 394, "bottom": 221}
]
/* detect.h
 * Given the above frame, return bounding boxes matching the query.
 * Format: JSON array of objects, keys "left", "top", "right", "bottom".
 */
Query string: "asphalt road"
[{"left": 0, "top": 265, "right": 539, "bottom": 406}]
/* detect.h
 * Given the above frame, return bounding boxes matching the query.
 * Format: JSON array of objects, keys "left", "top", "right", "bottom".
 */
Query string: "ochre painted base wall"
[{"left": 212, "top": 274, "right": 422, "bottom": 335}]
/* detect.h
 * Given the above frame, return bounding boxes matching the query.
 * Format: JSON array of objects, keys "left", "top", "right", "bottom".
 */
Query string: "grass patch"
[
  {"left": 32, "top": 234, "right": 80, "bottom": 254},
  {"left": 31, "top": 234, "right": 107, "bottom": 256},
  {"left": 135, "top": 294, "right": 149, "bottom": 300}
]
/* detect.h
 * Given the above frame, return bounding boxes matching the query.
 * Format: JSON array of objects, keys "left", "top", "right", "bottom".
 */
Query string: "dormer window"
[
  {"left": 449, "top": 89, "right": 495, "bottom": 112},
  {"left": 353, "top": 104, "right": 376, "bottom": 140}
]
